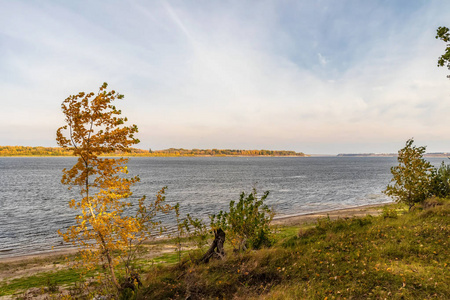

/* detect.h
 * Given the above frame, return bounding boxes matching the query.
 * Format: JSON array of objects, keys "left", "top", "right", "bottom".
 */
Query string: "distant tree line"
[
  {"left": 148, "top": 148, "right": 307, "bottom": 157},
  {"left": 0, "top": 146, "right": 306, "bottom": 157},
  {"left": 0, "top": 146, "right": 73, "bottom": 156},
  {"left": 337, "top": 153, "right": 450, "bottom": 158}
]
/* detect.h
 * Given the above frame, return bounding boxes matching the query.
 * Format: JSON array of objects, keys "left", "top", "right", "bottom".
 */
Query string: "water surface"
[{"left": 0, "top": 156, "right": 444, "bottom": 258}]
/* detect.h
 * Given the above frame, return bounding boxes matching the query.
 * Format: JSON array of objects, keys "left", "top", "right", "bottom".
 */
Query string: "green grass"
[
  {"left": 0, "top": 254, "right": 68, "bottom": 273},
  {"left": 2, "top": 200, "right": 449, "bottom": 299},
  {"left": 140, "top": 200, "right": 450, "bottom": 299},
  {"left": 0, "top": 268, "right": 85, "bottom": 296},
  {"left": 0, "top": 250, "right": 188, "bottom": 296},
  {"left": 149, "top": 252, "right": 182, "bottom": 264}
]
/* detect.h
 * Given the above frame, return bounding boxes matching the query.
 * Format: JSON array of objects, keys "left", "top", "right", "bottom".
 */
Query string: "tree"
[
  {"left": 384, "top": 139, "right": 434, "bottom": 210},
  {"left": 436, "top": 26, "right": 450, "bottom": 78},
  {"left": 56, "top": 83, "right": 172, "bottom": 293},
  {"left": 211, "top": 189, "right": 274, "bottom": 251},
  {"left": 431, "top": 161, "right": 450, "bottom": 198}
]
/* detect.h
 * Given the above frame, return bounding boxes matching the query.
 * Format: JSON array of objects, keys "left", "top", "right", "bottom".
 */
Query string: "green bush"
[
  {"left": 431, "top": 162, "right": 450, "bottom": 198},
  {"left": 384, "top": 139, "right": 434, "bottom": 210},
  {"left": 381, "top": 206, "right": 398, "bottom": 219},
  {"left": 211, "top": 189, "right": 274, "bottom": 251}
]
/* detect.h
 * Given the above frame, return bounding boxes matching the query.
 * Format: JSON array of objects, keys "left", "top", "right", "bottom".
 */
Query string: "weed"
[{"left": 381, "top": 205, "right": 398, "bottom": 219}]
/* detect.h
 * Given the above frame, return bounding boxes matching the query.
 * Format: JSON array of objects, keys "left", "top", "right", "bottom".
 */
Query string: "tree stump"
[
  {"left": 200, "top": 228, "right": 225, "bottom": 263},
  {"left": 120, "top": 272, "right": 142, "bottom": 291}
]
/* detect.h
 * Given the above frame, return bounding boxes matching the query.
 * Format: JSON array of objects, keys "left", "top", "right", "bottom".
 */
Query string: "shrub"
[
  {"left": 211, "top": 189, "right": 274, "bottom": 251},
  {"left": 431, "top": 161, "right": 450, "bottom": 198},
  {"left": 422, "top": 196, "right": 445, "bottom": 209},
  {"left": 419, "top": 197, "right": 450, "bottom": 218},
  {"left": 384, "top": 139, "right": 434, "bottom": 210},
  {"left": 381, "top": 206, "right": 398, "bottom": 219}
]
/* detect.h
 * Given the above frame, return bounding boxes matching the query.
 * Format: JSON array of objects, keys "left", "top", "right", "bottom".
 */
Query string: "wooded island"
[{"left": 0, "top": 146, "right": 307, "bottom": 157}]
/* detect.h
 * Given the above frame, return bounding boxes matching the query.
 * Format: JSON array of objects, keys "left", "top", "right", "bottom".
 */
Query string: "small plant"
[
  {"left": 45, "top": 276, "right": 58, "bottom": 293},
  {"left": 174, "top": 203, "right": 185, "bottom": 263},
  {"left": 316, "top": 215, "right": 332, "bottom": 232},
  {"left": 422, "top": 196, "right": 445, "bottom": 209},
  {"left": 211, "top": 188, "right": 274, "bottom": 251},
  {"left": 173, "top": 204, "right": 209, "bottom": 263},
  {"left": 381, "top": 206, "right": 398, "bottom": 219},
  {"left": 183, "top": 214, "right": 209, "bottom": 251}
]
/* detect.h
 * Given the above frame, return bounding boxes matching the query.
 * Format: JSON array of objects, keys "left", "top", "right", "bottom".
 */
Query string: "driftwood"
[{"left": 200, "top": 228, "right": 225, "bottom": 263}]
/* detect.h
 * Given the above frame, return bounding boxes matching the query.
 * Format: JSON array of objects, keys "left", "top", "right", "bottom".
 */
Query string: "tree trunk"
[
  {"left": 98, "top": 233, "right": 121, "bottom": 291},
  {"left": 105, "top": 249, "right": 120, "bottom": 291},
  {"left": 200, "top": 228, "right": 225, "bottom": 263}
]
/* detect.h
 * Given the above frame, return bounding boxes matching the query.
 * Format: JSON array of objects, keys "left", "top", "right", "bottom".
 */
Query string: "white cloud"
[
  {"left": 317, "top": 53, "right": 328, "bottom": 66},
  {"left": 1, "top": 1, "right": 450, "bottom": 153}
]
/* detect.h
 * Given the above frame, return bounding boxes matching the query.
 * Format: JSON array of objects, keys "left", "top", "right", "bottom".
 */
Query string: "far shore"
[
  {"left": 0, "top": 202, "right": 389, "bottom": 265},
  {"left": 0, "top": 154, "right": 309, "bottom": 158}
]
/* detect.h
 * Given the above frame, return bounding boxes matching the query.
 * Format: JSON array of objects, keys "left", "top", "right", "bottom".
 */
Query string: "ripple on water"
[{"left": 0, "top": 156, "right": 445, "bottom": 258}]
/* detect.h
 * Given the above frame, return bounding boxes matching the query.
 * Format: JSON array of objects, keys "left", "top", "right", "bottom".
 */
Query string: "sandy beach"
[
  {"left": 272, "top": 202, "right": 388, "bottom": 226},
  {"left": 0, "top": 203, "right": 388, "bottom": 284}
]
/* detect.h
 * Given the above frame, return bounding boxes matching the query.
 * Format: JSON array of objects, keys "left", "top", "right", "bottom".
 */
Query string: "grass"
[
  {"left": 140, "top": 200, "right": 450, "bottom": 299},
  {"left": 0, "top": 254, "right": 67, "bottom": 273},
  {"left": 0, "top": 249, "right": 187, "bottom": 297},
  {"left": 0, "top": 268, "right": 85, "bottom": 296},
  {"left": 1, "top": 200, "right": 449, "bottom": 299}
]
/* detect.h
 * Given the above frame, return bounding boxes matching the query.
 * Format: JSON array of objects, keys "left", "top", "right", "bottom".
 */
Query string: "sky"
[{"left": 1, "top": 0, "right": 450, "bottom": 154}]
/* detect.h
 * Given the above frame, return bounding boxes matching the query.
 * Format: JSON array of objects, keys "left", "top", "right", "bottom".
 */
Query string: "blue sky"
[{"left": 1, "top": 0, "right": 450, "bottom": 154}]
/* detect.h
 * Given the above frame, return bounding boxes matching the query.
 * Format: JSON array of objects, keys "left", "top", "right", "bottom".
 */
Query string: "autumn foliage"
[
  {"left": 0, "top": 146, "right": 73, "bottom": 156},
  {"left": 0, "top": 146, "right": 306, "bottom": 157},
  {"left": 56, "top": 83, "right": 172, "bottom": 293}
]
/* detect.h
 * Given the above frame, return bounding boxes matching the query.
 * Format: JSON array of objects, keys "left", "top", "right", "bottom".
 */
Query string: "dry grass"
[{"left": 141, "top": 200, "right": 450, "bottom": 299}]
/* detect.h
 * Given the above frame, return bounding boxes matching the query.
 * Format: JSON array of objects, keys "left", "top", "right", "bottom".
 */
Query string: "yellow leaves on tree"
[{"left": 56, "top": 83, "right": 172, "bottom": 292}]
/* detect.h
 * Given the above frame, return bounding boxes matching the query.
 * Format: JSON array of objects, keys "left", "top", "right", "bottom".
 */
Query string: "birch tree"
[{"left": 56, "top": 83, "right": 172, "bottom": 292}]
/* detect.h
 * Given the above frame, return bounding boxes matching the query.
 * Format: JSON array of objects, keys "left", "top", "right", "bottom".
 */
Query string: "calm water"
[{"left": 0, "top": 156, "right": 445, "bottom": 258}]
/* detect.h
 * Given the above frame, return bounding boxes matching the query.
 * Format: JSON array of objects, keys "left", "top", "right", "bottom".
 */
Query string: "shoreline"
[
  {"left": 0, "top": 248, "right": 80, "bottom": 264},
  {"left": 272, "top": 202, "right": 390, "bottom": 226},
  {"left": 0, "top": 202, "right": 390, "bottom": 264}
]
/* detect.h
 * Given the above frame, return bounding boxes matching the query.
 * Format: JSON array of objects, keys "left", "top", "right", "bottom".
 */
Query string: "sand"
[
  {"left": 272, "top": 202, "right": 388, "bottom": 226},
  {"left": 0, "top": 203, "right": 389, "bottom": 283}
]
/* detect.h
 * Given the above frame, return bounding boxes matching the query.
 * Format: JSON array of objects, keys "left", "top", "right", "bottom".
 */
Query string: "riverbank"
[
  {"left": 0, "top": 203, "right": 386, "bottom": 265},
  {"left": 143, "top": 199, "right": 450, "bottom": 299},
  {"left": 2, "top": 200, "right": 449, "bottom": 299},
  {"left": 0, "top": 203, "right": 387, "bottom": 281}
]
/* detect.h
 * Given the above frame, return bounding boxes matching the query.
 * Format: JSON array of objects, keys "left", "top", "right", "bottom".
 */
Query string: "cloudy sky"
[{"left": 1, "top": 1, "right": 450, "bottom": 154}]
